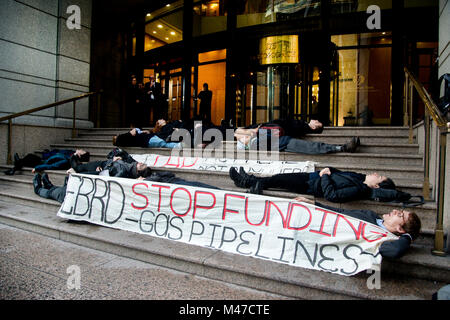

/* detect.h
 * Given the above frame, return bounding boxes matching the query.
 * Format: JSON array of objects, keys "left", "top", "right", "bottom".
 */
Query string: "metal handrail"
[
  {"left": 0, "top": 91, "right": 102, "bottom": 165},
  {"left": 403, "top": 67, "right": 449, "bottom": 256}
]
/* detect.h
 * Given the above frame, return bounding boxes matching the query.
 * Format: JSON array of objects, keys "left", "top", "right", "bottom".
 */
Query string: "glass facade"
[{"left": 128, "top": 0, "right": 438, "bottom": 127}]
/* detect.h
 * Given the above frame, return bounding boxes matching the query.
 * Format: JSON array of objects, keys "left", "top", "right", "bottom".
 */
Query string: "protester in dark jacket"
[{"left": 229, "top": 166, "right": 398, "bottom": 203}]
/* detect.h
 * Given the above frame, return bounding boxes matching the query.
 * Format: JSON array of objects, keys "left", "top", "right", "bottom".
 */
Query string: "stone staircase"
[{"left": 0, "top": 126, "right": 449, "bottom": 300}]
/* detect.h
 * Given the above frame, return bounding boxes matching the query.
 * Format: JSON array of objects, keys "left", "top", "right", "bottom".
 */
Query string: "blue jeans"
[{"left": 148, "top": 135, "right": 181, "bottom": 149}]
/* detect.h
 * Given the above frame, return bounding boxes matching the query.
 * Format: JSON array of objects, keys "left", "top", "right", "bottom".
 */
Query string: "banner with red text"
[
  {"left": 57, "top": 174, "right": 397, "bottom": 276},
  {"left": 130, "top": 154, "right": 316, "bottom": 176}
]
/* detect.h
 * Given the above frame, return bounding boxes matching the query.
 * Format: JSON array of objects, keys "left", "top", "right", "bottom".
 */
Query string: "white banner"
[
  {"left": 58, "top": 174, "right": 397, "bottom": 276},
  {"left": 130, "top": 154, "right": 316, "bottom": 176}
]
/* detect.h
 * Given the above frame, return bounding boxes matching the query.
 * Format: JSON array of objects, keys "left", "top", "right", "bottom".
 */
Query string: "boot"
[
  {"left": 342, "top": 137, "right": 359, "bottom": 153},
  {"left": 229, "top": 167, "right": 258, "bottom": 189}
]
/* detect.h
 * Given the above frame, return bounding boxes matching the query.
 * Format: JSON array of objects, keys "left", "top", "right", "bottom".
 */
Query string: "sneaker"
[
  {"left": 4, "top": 168, "right": 15, "bottom": 176},
  {"left": 229, "top": 167, "right": 245, "bottom": 188},
  {"left": 343, "top": 137, "right": 359, "bottom": 153},
  {"left": 249, "top": 180, "right": 263, "bottom": 195}
]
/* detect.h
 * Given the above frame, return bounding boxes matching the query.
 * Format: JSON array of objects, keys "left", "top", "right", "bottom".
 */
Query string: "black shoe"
[
  {"left": 249, "top": 181, "right": 263, "bottom": 195},
  {"left": 42, "top": 173, "right": 53, "bottom": 189},
  {"left": 229, "top": 167, "right": 257, "bottom": 189},
  {"left": 343, "top": 137, "right": 358, "bottom": 153},
  {"left": 33, "top": 174, "right": 42, "bottom": 194},
  {"left": 230, "top": 167, "right": 246, "bottom": 188}
]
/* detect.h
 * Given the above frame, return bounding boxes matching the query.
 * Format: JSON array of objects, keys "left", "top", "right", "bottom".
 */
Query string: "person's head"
[
  {"left": 112, "top": 135, "right": 118, "bottom": 146},
  {"left": 203, "top": 83, "right": 208, "bottom": 90},
  {"left": 364, "top": 173, "right": 392, "bottom": 189},
  {"left": 131, "top": 77, "right": 137, "bottom": 86},
  {"left": 153, "top": 119, "right": 167, "bottom": 133},
  {"left": 78, "top": 151, "right": 90, "bottom": 162},
  {"left": 382, "top": 209, "right": 421, "bottom": 240}
]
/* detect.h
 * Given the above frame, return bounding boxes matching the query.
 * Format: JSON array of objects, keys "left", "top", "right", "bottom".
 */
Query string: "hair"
[
  {"left": 79, "top": 152, "right": 90, "bottom": 163},
  {"left": 112, "top": 135, "right": 117, "bottom": 146},
  {"left": 137, "top": 166, "right": 152, "bottom": 178},
  {"left": 379, "top": 178, "right": 396, "bottom": 190},
  {"left": 403, "top": 211, "right": 421, "bottom": 240}
]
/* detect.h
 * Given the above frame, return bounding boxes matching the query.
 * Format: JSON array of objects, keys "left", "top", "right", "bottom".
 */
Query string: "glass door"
[{"left": 168, "top": 73, "right": 183, "bottom": 121}]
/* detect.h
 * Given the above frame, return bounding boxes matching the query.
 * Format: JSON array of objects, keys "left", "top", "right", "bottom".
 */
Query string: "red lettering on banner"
[
  {"left": 181, "top": 157, "right": 199, "bottom": 168},
  {"left": 131, "top": 183, "right": 149, "bottom": 210},
  {"left": 222, "top": 194, "right": 246, "bottom": 221},
  {"left": 332, "top": 214, "right": 363, "bottom": 240},
  {"left": 264, "top": 201, "right": 288, "bottom": 228},
  {"left": 152, "top": 155, "right": 160, "bottom": 166},
  {"left": 310, "top": 208, "right": 337, "bottom": 237},
  {"left": 151, "top": 184, "right": 171, "bottom": 212},
  {"left": 287, "top": 202, "right": 312, "bottom": 231},
  {"left": 193, "top": 191, "right": 217, "bottom": 219},
  {"left": 170, "top": 187, "right": 192, "bottom": 217},
  {"left": 164, "top": 156, "right": 180, "bottom": 168},
  {"left": 361, "top": 223, "right": 388, "bottom": 242}
]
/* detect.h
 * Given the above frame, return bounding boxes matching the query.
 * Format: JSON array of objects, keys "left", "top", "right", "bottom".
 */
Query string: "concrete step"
[
  {"left": 0, "top": 197, "right": 447, "bottom": 300},
  {"left": 48, "top": 143, "right": 424, "bottom": 168},
  {"left": 0, "top": 167, "right": 438, "bottom": 237}
]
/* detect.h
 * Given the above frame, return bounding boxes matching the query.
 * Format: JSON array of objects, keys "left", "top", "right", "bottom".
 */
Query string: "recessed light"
[
  {"left": 157, "top": 24, "right": 163, "bottom": 29},
  {"left": 166, "top": 4, "right": 171, "bottom": 7},
  {"left": 165, "top": 37, "right": 169, "bottom": 40},
  {"left": 153, "top": 31, "right": 157, "bottom": 34},
  {"left": 146, "top": 13, "right": 151, "bottom": 17},
  {"left": 170, "top": 31, "right": 176, "bottom": 35}
]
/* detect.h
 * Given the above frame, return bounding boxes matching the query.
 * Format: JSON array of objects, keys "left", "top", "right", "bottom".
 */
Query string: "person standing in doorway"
[{"left": 198, "top": 83, "right": 213, "bottom": 125}]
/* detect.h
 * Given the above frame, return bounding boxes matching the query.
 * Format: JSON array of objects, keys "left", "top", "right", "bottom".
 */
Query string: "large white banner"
[
  {"left": 58, "top": 174, "right": 397, "bottom": 276},
  {"left": 130, "top": 154, "right": 316, "bottom": 176}
]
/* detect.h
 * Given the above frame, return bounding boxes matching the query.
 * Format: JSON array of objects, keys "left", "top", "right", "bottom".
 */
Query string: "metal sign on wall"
[{"left": 259, "top": 35, "right": 299, "bottom": 65}]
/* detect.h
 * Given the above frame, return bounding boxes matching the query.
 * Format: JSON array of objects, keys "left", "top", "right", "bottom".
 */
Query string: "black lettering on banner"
[
  {"left": 189, "top": 221, "right": 205, "bottom": 242},
  {"left": 255, "top": 233, "right": 270, "bottom": 260},
  {"left": 219, "top": 226, "right": 237, "bottom": 249},
  {"left": 154, "top": 213, "right": 170, "bottom": 237},
  {"left": 89, "top": 178, "right": 108, "bottom": 219},
  {"left": 139, "top": 210, "right": 155, "bottom": 233},
  {"left": 236, "top": 230, "right": 255, "bottom": 256},
  {"left": 340, "top": 244, "right": 362, "bottom": 275},
  {"left": 293, "top": 241, "right": 318, "bottom": 267},
  {"left": 73, "top": 177, "right": 94, "bottom": 217},
  {"left": 273, "top": 236, "right": 293, "bottom": 263},
  {"left": 103, "top": 180, "right": 125, "bottom": 224},
  {"left": 207, "top": 224, "right": 222, "bottom": 248},
  {"left": 318, "top": 244, "right": 339, "bottom": 273},
  {"left": 168, "top": 216, "right": 184, "bottom": 240},
  {"left": 60, "top": 176, "right": 82, "bottom": 215}
]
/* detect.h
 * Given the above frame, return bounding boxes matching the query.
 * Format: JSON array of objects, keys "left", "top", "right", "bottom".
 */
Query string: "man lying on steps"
[
  {"left": 229, "top": 166, "right": 411, "bottom": 203},
  {"left": 295, "top": 196, "right": 421, "bottom": 259}
]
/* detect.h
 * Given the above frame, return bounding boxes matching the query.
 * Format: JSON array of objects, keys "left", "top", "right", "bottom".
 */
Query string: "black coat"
[
  {"left": 308, "top": 168, "right": 371, "bottom": 203},
  {"left": 316, "top": 202, "right": 412, "bottom": 259}
]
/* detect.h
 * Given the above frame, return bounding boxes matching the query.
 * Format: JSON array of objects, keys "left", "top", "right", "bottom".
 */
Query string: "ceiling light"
[
  {"left": 166, "top": 4, "right": 171, "bottom": 7},
  {"left": 170, "top": 31, "right": 176, "bottom": 35},
  {"left": 157, "top": 24, "right": 163, "bottom": 29},
  {"left": 153, "top": 31, "right": 157, "bottom": 34},
  {"left": 146, "top": 13, "right": 151, "bottom": 17},
  {"left": 165, "top": 37, "right": 169, "bottom": 40}
]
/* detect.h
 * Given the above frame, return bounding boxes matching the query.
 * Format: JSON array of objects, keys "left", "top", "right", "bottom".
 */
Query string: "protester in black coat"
[
  {"left": 229, "top": 166, "right": 398, "bottom": 203},
  {"left": 303, "top": 200, "right": 421, "bottom": 259}
]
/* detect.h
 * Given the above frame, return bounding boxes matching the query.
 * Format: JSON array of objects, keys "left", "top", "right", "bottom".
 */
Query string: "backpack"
[{"left": 370, "top": 188, "right": 425, "bottom": 207}]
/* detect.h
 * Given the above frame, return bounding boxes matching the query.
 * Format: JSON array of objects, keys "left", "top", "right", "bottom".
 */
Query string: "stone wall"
[{"left": 0, "top": 0, "right": 93, "bottom": 128}]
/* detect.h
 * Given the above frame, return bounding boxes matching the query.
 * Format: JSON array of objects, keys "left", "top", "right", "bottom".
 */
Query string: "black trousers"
[{"left": 259, "top": 172, "right": 317, "bottom": 194}]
